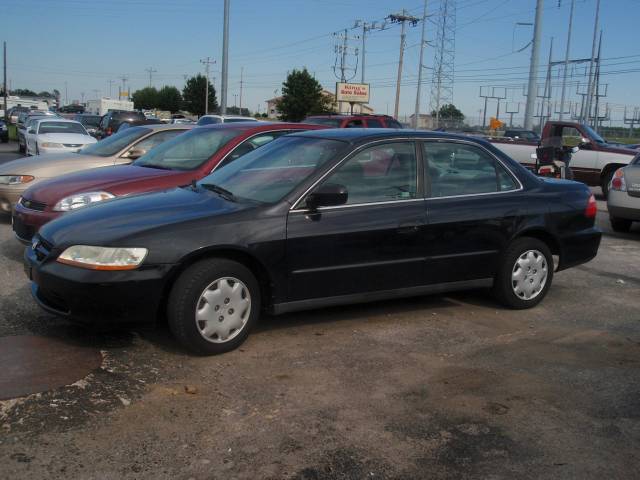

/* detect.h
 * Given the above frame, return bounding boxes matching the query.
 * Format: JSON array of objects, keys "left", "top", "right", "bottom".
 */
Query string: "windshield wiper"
[{"left": 201, "top": 183, "right": 237, "bottom": 202}]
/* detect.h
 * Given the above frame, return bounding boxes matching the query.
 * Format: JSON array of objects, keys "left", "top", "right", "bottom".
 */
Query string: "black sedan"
[{"left": 25, "top": 129, "right": 601, "bottom": 355}]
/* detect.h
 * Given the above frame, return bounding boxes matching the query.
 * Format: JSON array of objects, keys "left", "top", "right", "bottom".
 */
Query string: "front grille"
[
  {"left": 33, "top": 236, "right": 53, "bottom": 262},
  {"left": 20, "top": 197, "right": 47, "bottom": 211},
  {"left": 63, "top": 143, "right": 82, "bottom": 148}
]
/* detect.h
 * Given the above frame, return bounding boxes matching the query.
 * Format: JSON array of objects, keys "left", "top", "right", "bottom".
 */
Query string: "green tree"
[
  {"left": 131, "top": 87, "right": 159, "bottom": 110},
  {"left": 182, "top": 74, "right": 217, "bottom": 116},
  {"left": 10, "top": 88, "right": 38, "bottom": 97},
  {"left": 157, "top": 86, "right": 182, "bottom": 113},
  {"left": 276, "top": 68, "right": 331, "bottom": 122},
  {"left": 431, "top": 103, "right": 464, "bottom": 122}
]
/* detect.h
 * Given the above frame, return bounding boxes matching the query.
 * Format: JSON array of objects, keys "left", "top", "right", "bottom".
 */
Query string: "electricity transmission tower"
[
  {"left": 145, "top": 67, "right": 157, "bottom": 88},
  {"left": 429, "top": 0, "right": 456, "bottom": 129},
  {"left": 200, "top": 57, "right": 216, "bottom": 115}
]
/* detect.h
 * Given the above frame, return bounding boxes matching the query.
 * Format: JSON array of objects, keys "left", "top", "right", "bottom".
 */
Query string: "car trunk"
[{"left": 623, "top": 165, "right": 640, "bottom": 197}]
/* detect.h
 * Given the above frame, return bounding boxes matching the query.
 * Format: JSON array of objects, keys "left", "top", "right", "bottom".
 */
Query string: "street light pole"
[
  {"left": 558, "top": 0, "right": 575, "bottom": 121},
  {"left": 524, "top": 0, "right": 544, "bottom": 130},
  {"left": 220, "top": 0, "right": 230, "bottom": 115}
]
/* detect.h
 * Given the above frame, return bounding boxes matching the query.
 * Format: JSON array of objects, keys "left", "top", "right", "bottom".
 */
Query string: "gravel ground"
[{"left": 0, "top": 141, "right": 639, "bottom": 479}]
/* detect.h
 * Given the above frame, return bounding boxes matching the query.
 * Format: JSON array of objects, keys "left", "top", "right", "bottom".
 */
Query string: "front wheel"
[
  {"left": 610, "top": 217, "right": 632, "bottom": 233},
  {"left": 492, "top": 238, "right": 553, "bottom": 309},
  {"left": 167, "top": 258, "right": 261, "bottom": 355}
]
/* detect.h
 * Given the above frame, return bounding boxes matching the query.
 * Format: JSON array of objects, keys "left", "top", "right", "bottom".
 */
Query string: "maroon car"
[{"left": 13, "top": 122, "right": 325, "bottom": 242}]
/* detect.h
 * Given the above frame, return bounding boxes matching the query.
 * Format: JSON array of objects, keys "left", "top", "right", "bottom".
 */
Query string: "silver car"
[{"left": 607, "top": 154, "right": 640, "bottom": 232}]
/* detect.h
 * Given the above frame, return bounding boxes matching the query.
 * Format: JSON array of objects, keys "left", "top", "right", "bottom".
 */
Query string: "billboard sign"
[{"left": 336, "top": 83, "right": 370, "bottom": 103}]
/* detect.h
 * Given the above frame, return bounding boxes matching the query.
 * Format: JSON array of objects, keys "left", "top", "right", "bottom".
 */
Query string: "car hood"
[
  {"left": 39, "top": 186, "right": 250, "bottom": 254},
  {"left": 600, "top": 144, "right": 638, "bottom": 155},
  {"left": 37, "top": 133, "right": 95, "bottom": 144},
  {"left": 0, "top": 153, "right": 118, "bottom": 177},
  {"left": 24, "top": 164, "right": 189, "bottom": 205}
]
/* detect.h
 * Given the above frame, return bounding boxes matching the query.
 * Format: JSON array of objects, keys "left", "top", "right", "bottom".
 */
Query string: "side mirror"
[
  {"left": 571, "top": 146, "right": 580, "bottom": 154},
  {"left": 578, "top": 140, "right": 592, "bottom": 150},
  {"left": 305, "top": 183, "right": 348, "bottom": 210},
  {"left": 27, "top": 128, "right": 34, "bottom": 134},
  {"left": 125, "top": 148, "right": 146, "bottom": 160}
]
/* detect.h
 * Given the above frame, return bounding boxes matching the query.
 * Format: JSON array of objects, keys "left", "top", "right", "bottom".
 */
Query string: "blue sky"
[{"left": 3, "top": 0, "right": 640, "bottom": 125}]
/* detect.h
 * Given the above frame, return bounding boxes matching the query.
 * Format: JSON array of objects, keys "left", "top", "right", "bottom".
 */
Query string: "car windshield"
[
  {"left": 197, "top": 116, "right": 221, "bottom": 126},
  {"left": 304, "top": 117, "right": 343, "bottom": 127},
  {"left": 134, "top": 127, "right": 240, "bottom": 170},
  {"left": 78, "top": 126, "right": 150, "bottom": 157},
  {"left": 78, "top": 116, "right": 101, "bottom": 127},
  {"left": 199, "top": 136, "right": 345, "bottom": 204},
  {"left": 38, "top": 122, "right": 87, "bottom": 135},
  {"left": 582, "top": 124, "right": 606, "bottom": 144}
]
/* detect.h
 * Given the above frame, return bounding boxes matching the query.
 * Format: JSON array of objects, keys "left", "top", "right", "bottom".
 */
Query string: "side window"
[
  {"left": 322, "top": 142, "right": 417, "bottom": 205},
  {"left": 130, "top": 129, "right": 182, "bottom": 154},
  {"left": 366, "top": 118, "right": 383, "bottom": 128},
  {"left": 424, "top": 142, "right": 517, "bottom": 198},
  {"left": 385, "top": 119, "right": 402, "bottom": 129},
  {"left": 345, "top": 119, "right": 363, "bottom": 128},
  {"left": 219, "top": 131, "right": 290, "bottom": 168},
  {"left": 561, "top": 127, "right": 582, "bottom": 147},
  {"left": 99, "top": 115, "right": 109, "bottom": 129}
]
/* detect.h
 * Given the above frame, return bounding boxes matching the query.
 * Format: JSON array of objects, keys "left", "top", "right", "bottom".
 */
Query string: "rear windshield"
[
  {"left": 197, "top": 116, "right": 222, "bottom": 126},
  {"left": 134, "top": 127, "right": 240, "bottom": 171},
  {"left": 38, "top": 122, "right": 86, "bottom": 135},
  {"left": 303, "top": 117, "right": 343, "bottom": 127},
  {"left": 223, "top": 118, "right": 258, "bottom": 123},
  {"left": 77, "top": 116, "right": 101, "bottom": 127},
  {"left": 78, "top": 126, "right": 150, "bottom": 157}
]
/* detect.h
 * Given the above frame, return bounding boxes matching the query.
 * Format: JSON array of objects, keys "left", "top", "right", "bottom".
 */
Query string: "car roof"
[
  {"left": 305, "top": 114, "right": 391, "bottom": 119},
  {"left": 139, "top": 123, "right": 195, "bottom": 131},
  {"left": 34, "top": 118, "right": 79, "bottom": 124},
  {"left": 195, "top": 121, "right": 319, "bottom": 132},
  {"left": 289, "top": 128, "right": 490, "bottom": 144}
]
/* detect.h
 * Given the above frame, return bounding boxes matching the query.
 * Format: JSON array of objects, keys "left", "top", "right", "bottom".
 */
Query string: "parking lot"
[{"left": 0, "top": 141, "right": 639, "bottom": 479}]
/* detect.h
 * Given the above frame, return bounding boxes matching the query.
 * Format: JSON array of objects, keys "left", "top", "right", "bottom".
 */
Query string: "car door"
[
  {"left": 117, "top": 129, "right": 184, "bottom": 164},
  {"left": 26, "top": 120, "right": 37, "bottom": 153},
  {"left": 285, "top": 140, "right": 427, "bottom": 302},
  {"left": 422, "top": 140, "right": 523, "bottom": 284}
]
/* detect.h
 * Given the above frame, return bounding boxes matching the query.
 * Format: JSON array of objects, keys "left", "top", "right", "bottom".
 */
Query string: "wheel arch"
[
  {"left": 160, "top": 247, "right": 274, "bottom": 318},
  {"left": 511, "top": 228, "right": 561, "bottom": 265},
  {"left": 601, "top": 163, "right": 626, "bottom": 183}
]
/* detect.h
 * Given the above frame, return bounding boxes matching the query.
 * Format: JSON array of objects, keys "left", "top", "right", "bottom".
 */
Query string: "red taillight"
[
  {"left": 610, "top": 168, "right": 627, "bottom": 192},
  {"left": 106, "top": 127, "right": 112, "bottom": 135},
  {"left": 585, "top": 193, "right": 597, "bottom": 219}
]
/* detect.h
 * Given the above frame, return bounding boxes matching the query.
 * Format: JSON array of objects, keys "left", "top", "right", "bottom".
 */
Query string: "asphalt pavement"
[{"left": 0, "top": 140, "right": 639, "bottom": 479}]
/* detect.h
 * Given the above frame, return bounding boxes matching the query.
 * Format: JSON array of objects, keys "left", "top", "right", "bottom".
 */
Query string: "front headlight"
[
  {"left": 57, "top": 245, "right": 148, "bottom": 270},
  {"left": 53, "top": 191, "right": 115, "bottom": 211},
  {"left": 0, "top": 175, "right": 35, "bottom": 185},
  {"left": 40, "top": 142, "right": 64, "bottom": 148}
]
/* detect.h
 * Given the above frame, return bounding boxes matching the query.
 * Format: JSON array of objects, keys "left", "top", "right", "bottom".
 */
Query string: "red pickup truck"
[{"left": 490, "top": 121, "right": 638, "bottom": 195}]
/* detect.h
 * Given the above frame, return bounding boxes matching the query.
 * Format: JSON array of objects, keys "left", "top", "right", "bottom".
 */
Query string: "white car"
[
  {"left": 25, "top": 118, "right": 97, "bottom": 156},
  {"left": 607, "top": 155, "right": 640, "bottom": 232},
  {"left": 196, "top": 114, "right": 258, "bottom": 126}
]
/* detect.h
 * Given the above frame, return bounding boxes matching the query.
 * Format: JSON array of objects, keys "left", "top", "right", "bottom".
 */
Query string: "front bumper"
[
  {"left": 12, "top": 203, "right": 62, "bottom": 243},
  {"left": 39, "top": 145, "right": 87, "bottom": 155},
  {"left": 25, "top": 245, "right": 174, "bottom": 325},
  {"left": 557, "top": 226, "right": 602, "bottom": 271}
]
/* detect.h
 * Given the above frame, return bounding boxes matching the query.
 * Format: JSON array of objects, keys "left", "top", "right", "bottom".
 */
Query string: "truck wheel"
[
  {"left": 492, "top": 237, "right": 553, "bottom": 310},
  {"left": 610, "top": 217, "right": 632, "bottom": 233},
  {"left": 167, "top": 258, "right": 260, "bottom": 355}
]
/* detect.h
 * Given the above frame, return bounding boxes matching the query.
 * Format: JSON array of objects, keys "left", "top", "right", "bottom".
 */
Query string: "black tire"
[
  {"left": 601, "top": 168, "right": 616, "bottom": 198},
  {"left": 35, "top": 144, "right": 40, "bottom": 156},
  {"left": 492, "top": 237, "right": 554, "bottom": 309},
  {"left": 18, "top": 142, "right": 24, "bottom": 153},
  {"left": 167, "top": 258, "right": 261, "bottom": 355},
  {"left": 610, "top": 217, "right": 632, "bottom": 233}
]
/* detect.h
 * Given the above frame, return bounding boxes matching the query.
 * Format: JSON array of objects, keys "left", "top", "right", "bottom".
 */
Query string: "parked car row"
[
  {"left": 0, "top": 113, "right": 601, "bottom": 354},
  {"left": 607, "top": 153, "right": 640, "bottom": 232}
]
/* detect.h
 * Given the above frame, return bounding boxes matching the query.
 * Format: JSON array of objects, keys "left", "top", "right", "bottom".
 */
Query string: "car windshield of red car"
[{"left": 134, "top": 127, "right": 240, "bottom": 171}]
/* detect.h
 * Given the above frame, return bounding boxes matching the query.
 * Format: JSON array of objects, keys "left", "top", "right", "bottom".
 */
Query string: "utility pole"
[
  {"left": 355, "top": 20, "right": 378, "bottom": 83},
  {"left": 3, "top": 42, "right": 7, "bottom": 124},
  {"left": 92, "top": 89, "right": 100, "bottom": 100},
  {"left": 413, "top": 0, "right": 428, "bottom": 128},
  {"left": 239, "top": 67, "right": 243, "bottom": 111},
  {"left": 524, "top": 0, "right": 543, "bottom": 130},
  {"left": 107, "top": 80, "right": 114, "bottom": 98},
  {"left": 65, "top": 81, "right": 68, "bottom": 105},
  {"left": 332, "top": 29, "right": 358, "bottom": 112},
  {"left": 119, "top": 75, "right": 128, "bottom": 100},
  {"left": 200, "top": 57, "right": 216, "bottom": 115},
  {"left": 593, "top": 30, "right": 603, "bottom": 132},
  {"left": 220, "top": 0, "right": 230, "bottom": 114},
  {"left": 584, "top": 0, "right": 601, "bottom": 125},
  {"left": 388, "top": 10, "right": 419, "bottom": 119},
  {"left": 145, "top": 67, "right": 157, "bottom": 88},
  {"left": 540, "top": 37, "right": 554, "bottom": 132},
  {"left": 558, "top": 0, "right": 575, "bottom": 121}
]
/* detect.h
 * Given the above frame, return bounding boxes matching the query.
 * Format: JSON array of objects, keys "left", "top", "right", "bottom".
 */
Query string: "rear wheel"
[
  {"left": 492, "top": 237, "right": 553, "bottom": 309},
  {"left": 167, "top": 258, "right": 260, "bottom": 355},
  {"left": 610, "top": 217, "right": 632, "bottom": 233}
]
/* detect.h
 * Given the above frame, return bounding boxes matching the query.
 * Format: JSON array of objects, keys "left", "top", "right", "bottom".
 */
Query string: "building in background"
[{"left": 408, "top": 113, "right": 435, "bottom": 129}]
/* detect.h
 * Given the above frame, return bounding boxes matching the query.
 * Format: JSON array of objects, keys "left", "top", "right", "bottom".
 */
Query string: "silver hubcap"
[
  {"left": 511, "top": 249, "right": 548, "bottom": 301},
  {"left": 195, "top": 277, "right": 251, "bottom": 343}
]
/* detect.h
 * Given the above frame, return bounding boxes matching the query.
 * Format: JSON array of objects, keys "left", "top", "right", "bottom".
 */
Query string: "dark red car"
[
  {"left": 13, "top": 122, "right": 324, "bottom": 242},
  {"left": 303, "top": 114, "right": 403, "bottom": 129}
]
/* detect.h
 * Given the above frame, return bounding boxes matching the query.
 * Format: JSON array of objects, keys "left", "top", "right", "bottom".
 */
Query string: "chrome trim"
[
  {"left": 290, "top": 137, "right": 422, "bottom": 211},
  {"left": 290, "top": 197, "right": 424, "bottom": 213}
]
